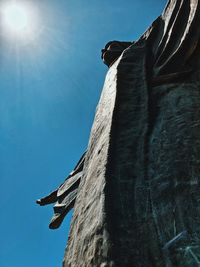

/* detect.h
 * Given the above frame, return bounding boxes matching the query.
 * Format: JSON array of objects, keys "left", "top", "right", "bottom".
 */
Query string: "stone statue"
[{"left": 37, "top": 0, "right": 200, "bottom": 266}]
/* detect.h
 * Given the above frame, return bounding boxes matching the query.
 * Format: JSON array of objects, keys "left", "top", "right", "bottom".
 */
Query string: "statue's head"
[{"left": 101, "top": 41, "right": 132, "bottom": 67}]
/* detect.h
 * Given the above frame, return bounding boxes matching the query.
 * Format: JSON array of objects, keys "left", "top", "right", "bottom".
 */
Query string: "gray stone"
[
  {"left": 63, "top": 0, "right": 200, "bottom": 266},
  {"left": 38, "top": 0, "right": 200, "bottom": 266}
]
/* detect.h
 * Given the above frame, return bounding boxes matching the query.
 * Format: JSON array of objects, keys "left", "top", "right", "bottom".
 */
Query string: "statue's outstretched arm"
[{"left": 36, "top": 151, "right": 86, "bottom": 229}]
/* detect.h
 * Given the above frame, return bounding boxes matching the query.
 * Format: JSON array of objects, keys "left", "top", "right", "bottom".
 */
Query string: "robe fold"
[
  {"left": 64, "top": 1, "right": 200, "bottom": 266},
  {"left": 38, "top": 0, "right": 200, "bottom": 266}
]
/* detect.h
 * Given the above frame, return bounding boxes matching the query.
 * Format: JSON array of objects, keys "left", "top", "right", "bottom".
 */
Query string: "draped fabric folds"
[
  {"left": 143, "top": 0, "right": 200, "bottom": 76},
  {"left": 38, "top": 1, "right": 200, "bottom": 266}
]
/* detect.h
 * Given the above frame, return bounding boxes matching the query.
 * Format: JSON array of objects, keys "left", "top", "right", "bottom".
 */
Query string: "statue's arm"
[{"left": 36, "top": 151, "right": 86, "bottom": 206}]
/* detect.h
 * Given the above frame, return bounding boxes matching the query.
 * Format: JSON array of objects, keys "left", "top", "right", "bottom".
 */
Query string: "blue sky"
[{"left": 0, "top": 1, "right": 166, "bottom": 266}]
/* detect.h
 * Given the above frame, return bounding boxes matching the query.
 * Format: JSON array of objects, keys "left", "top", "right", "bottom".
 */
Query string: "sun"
[
  {"left": 3, "top": 3, "right": 29, "bottom": 32},
  {"left": 1, "top": 1, "right": 39, "bottom": 41}
]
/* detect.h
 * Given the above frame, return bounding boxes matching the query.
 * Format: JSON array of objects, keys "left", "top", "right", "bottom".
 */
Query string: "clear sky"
[{"left": 0, "top": 0, "right": 166, "bottom": 266}]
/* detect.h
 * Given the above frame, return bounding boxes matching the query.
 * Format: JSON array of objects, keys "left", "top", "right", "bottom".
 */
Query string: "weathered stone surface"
[
  {"left": 38, "top": 0, "right": 200, "bottom": 266},
  {"left": 63, "top": 56, "right": 121, "bottom": 267},
  {"left": 57, "top": 171, "right": 82, "bottom": 198},
  {"left": 63, "top": 0, "right": 200, "bottom": 266}
]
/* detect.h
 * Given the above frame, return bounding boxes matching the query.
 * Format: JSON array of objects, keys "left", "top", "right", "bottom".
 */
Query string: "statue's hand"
[{"left": 36, "top": 190, "right": 58, "bottom": 206}]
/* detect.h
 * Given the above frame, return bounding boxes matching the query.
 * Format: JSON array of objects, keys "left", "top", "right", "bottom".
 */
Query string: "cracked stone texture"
[{"left": 63, "top": 0, "right": 200, "bottom": 266}]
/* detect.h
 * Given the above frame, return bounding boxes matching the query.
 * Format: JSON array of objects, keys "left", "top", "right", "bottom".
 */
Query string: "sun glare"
[
  {"left": 3, "top": 3, "right": 29, "bottom": 32},
  {"left": 1, "top": 1, "right": 39, "bottom": 42}
]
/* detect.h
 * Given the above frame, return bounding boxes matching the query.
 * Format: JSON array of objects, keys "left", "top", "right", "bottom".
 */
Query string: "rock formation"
[{"left": 37, "top": 0, "right": 200, "bottom": 266}]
